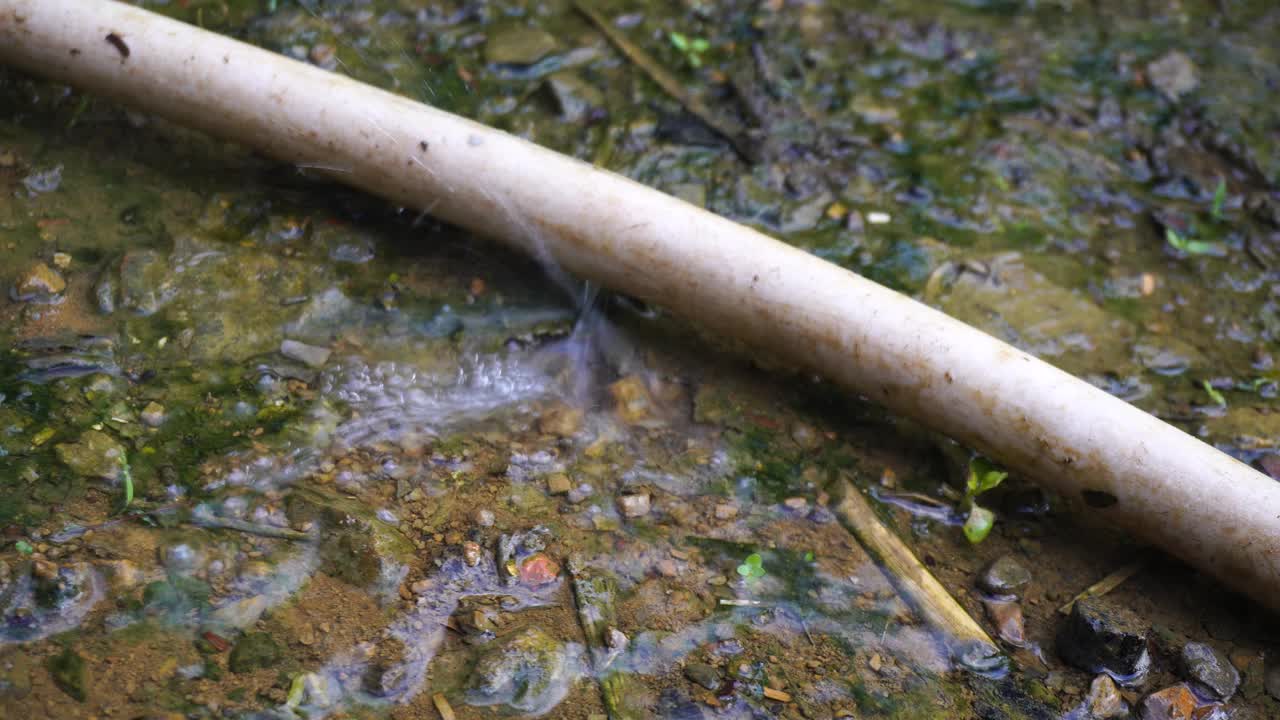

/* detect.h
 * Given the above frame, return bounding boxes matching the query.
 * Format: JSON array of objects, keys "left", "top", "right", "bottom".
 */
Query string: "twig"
[
  {"left": 190, "top": 513, "right": 312, "bottom": 541},
  {"left": 573, "top": 1, "right": 758, "bottom": 163},
  {"left": 432, "top": 692, "right": 456, "bottom": 720},
  {"left": 831, "top": 475, "right": 1003, "bottom": 671},
  {"left": 1057, "top": 559, "right": 1145, "bottom": 615}
]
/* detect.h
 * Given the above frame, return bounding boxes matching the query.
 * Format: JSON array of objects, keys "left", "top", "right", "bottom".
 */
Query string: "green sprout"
[
  {"left": 14, "top": 540, "right": 34, "bottom": 555},
  {"left": 736, "top": 553, "right": 766, "bottom": 580},
  {"left": 1210, "top": 178, "right": 1227, "bottom": 222},
  {"left": 1165, "top": 228, "right": 1221, "bottom": 256},
  {"left": 119, "top": 453, "right": 133, "bottom": 510},
  {"left": 962, "top": 457, "right": 1007, "bottom": 544},
  {"left": 668, "top": 32, "right": 710, "bottom": 69},
  {"left": 1201, "top": 380, "right": 1227, "bottom": 407}
]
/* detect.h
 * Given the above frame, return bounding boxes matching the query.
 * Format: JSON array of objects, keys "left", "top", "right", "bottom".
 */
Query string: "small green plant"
[
  {"left": 962, "top": 457, "right": 1007, "bottom": 544},
  {"left": 1165, "top": 228, "right": 1221, "bottom": 256},
  {"left": 736, "top": 552, "right": 766, "bottom": 580},
  {"left": 668, "top": 32, "right": 710, "bottom": 68},
  {"left": 14, "top": 540, "right": 34, "bottom": 555},
  {"left": 1201, "top": 379, "right": 1227, "bottom": 407},
  {"left": 1210, "top": 178, "right": 1227, "bottom": 222},
  {"left": 119, "top": 453, "right": 134, "bottom": 510}
]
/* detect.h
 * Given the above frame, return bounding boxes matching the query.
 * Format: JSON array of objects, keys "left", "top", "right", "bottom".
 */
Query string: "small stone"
[
  {"left": 617, "top": 493, "right": 651, "bottom": 518},
  {"left": 546, "top": 474, "right": 572, "bottom": 495},
  {"left": 462, "top": 541, "right": 483, "bottom": 567},
  {"left": 140, "top": 402, "right": 166, "bottom": 428},
  {"left": 1057, "top": 598, "right": 1150, "bottom": 684},
  {"left": 12, "top": 262, "right": 66, "bottom": 303},
  {"left": 1086, "top": 674, "right": 1128, "bottom": 719},
  {"left": 567, "top": 484, "right": 594, "bottom": 504},
  {"left": 790, "top": 422, "right": 820, "bottom": 450},
  {"left": 1147, "top": 51, "right": 1198, "bottom": 103},
  {"left": 537, "top": 403, "right": 583, "bottom": 438},
  {"left": 656, "top": 559, "right": 678, "bottom": 578},
  {"left": 52, "top": 252, "right": 72, "bottom": 270},
  {"left": 280, "top": 339, "right": 331, "bottom": 368},
  {"left": 983, "top": 598, "right": 1026, "bottom": 647},
  {"left": 783, "top": 497, "right": 808, "bottom": 511},
  {"left": 1138, "top": 684, "right": 1196, "bottom": 720},
  {"left": 518, "top": 553, "right": 560, "bottom": 586},
  {"left": 484, "top": 24, "right": 558, "bottom": 66},
  {"left": 544, "top": 72, "right": 604, "bottom": 123},
  {"left": 1180, "top": 642, "right": 1239, "bottom": 700},
  {"left": 55, "top": 430, "right": 125, "bottom": 481},
  {"left": 410, "top": 579, "right": 432, "bottom": 595},
  {"left": 474, "top": 509, "right": 495, "bottom": 527},
  {"left": 714, "top": 503, "right": 739, "bottom": 520},
  {"left": 977, "top": 555, "right": 1033, "bottom": 598},
  {"left": 608, "top": 376, "right": 655, "bottom": 424},
  {"left": 684, "top": 662, "right": 721, "bottom": 690},
  {"left": 869, "top": 653, "right": 883, "bottom": 672},
  {"left": 1266, "top": 652, "right": 1280, "bottom": 701}
]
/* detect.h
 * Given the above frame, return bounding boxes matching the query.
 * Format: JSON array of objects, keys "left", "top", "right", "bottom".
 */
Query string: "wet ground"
[{"left": 2, "top": 0, "right": 1280, "bottom": 718}]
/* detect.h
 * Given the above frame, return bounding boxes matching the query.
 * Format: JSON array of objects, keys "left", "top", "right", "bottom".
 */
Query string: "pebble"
[
  {"left": 1180, "top": 641, "right": 1240, "bottom": 700},
  {"left": 518, "top": 553, "right": 560, "bottom": 586},
  {"left": 474, "top": 509, "right": 495, "bottom": 527},
  {"left": 1085, "top": 674, "right": 1128, "bottom": 719},
  {"left": 982, "top": 598, "right": 1026, "bottom": 647},
  {"left": 1138, "top": 684, "right": 1196, "bottom": 720},
  {"left": 977, "top": 555, "right": 1032, "bottom": 598},
  {"left": 567, "top": 484, "right": 594, "bottom": 504},
  {"left": 140, "top": 401, "right": 166, "bottom": 428},
  {"left": 546, "top": 473, "right": 572, "bottom": 495},
  {"left": 484, "top": 24, "right": 558, "bottom": 65},
  {"left": 462, "top": 541, "right": 483, "bottom": 567},
  {"left": 617, "top": 493, "right": 651, "bottom": 518},
  {"left": 683, "top": 662, "right": 721, "bottom": 690},
  {"left": 608, "top": 376, "right": 655, "bottom": 424},
  {"left": 1147, "top": 51, "right": 1199, "bottom": 103},
  {"left": 783, "top": 497, "right": 808, "bottom": 511},
  {"left": 714, "top": 503, "right": 739, "bottom": 520},
  {"left": 537, "top": 403, "right": 583, "bottom": 438},
  {"left": 656, "top": 559, "right": 678, "bottom": 578},
  {"left": 280, "top": 339, "right": 331, "bottom": 368}
]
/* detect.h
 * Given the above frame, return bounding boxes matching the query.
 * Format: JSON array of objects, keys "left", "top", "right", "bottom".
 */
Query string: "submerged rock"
[
  {"left": 1147, "top": 51, "right": 1198, "bottom": 103},
  {"left": 1085, "top": 674, "right": 1128, "bottom": 719},
  {"left": 1138, "top": 684, "right": 1196, "bottom": 720},
  {"left": 229, "top": 632, "right": 281, "bottom": 673},
  {"left": 466, "top": 627, "right": 578, "bottom": 714},
  {"left": 1057, "top": 598, "right": 1150, "bottom": 684},
  {"left": 47, "top": 647, "right": 88, "bottom": 702},
  {"left": 684, "top": 662, "right": 721, "bottom": 691},
  {"left": 11, "top": 262, "right": 66, "bottom": 303},
  {"left": 977, "top": 555, "right": 1032, "bottom": 598},
  {"left": 485, "top": 25, "right": 557, "bottom": 65},
  {"left": 1180, "top": 642, "right": 1240, "bottom": 700},
  {"left": 544, "top": 72, "right": 604, "bottom": 123},
  {"left": 55, "top": 430, "right": 125, "bottom": 481},
  {"left": 280, "top": 339, "right": 331, "bottom": 369}
]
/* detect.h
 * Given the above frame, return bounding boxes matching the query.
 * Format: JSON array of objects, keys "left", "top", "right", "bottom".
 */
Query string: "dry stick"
[
  {"left": 1057, "top": 559, "right": 1146, "bottom": 615},
  {"left": 3, "top": 0, "right": 1280, "bottom": 613},
  {"left": 573, "top": 1, "right": 758, "bottom": 162},
  {"left": 831, "top": 475, "right": 1002, "bottom": 669}
]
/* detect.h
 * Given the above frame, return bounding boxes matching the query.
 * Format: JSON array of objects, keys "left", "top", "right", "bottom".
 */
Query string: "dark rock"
[
  {"left": 977, "top": 555, "right": 1032, "bottom": 598},
  {"left": 1057, "top": 598, "right": 1150, "bottom": 684},
  {"left": 1180, "top": 642, "right": 1239, "bottom": 700},
  {"left": 484, "top": 25, "right": 557, "bottom": 66},
  {"left": 1138, "top": 684, "right": 1196, "bottom": 720},
  {"left": 229, "top": 632, "right": 280, "bottom": 673},
  {"left": 544, "top": 72, "right": 603, "bottom": 123},
  {"left": 683, "top": 662, "right": 721, "bottom": 690},
  {"left": 47, "top": 647, "right": 88, "bottom": 702},
  {"left": 1264, "top": 652, "right": 1280, "bottom": 701}
]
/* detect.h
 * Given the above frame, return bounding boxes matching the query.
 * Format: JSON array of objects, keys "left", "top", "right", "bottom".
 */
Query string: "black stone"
[{"left": 1056, "top": 598, "right": 1150, "bottom": 683}]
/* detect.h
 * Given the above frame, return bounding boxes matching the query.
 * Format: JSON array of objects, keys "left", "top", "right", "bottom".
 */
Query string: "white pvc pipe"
[{"left": 2, "top": 0, "right": 1277, "bottom": 612}]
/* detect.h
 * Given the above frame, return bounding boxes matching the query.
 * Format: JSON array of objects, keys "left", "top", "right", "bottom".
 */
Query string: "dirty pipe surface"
[{"left": 1, "top": 0, "right": 1277, "bottom": 612}]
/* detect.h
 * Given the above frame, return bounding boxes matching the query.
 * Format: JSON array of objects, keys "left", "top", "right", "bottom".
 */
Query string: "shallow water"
[{"left": 2, "top": 0, "right": 1279, "bottom": 718}]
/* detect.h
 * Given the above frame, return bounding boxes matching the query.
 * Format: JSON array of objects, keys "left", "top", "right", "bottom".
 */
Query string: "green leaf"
[
  {"left": 15, "top": 540, "right": 34, "bottom": 555},
  {"left": 286, "top": 673, "right": 306, "bottom": 708},
  {"left": 1211, "top": 178, "right": 1227, "bottom": 221},
  {"left": 669, "top": 32, "right": 689, "bottom": 52},
  {"left": 966, "top": 457, "right": 1008, "bottom": 497},
  {"left": 1165, "top": 228, "right": 1221, "bottom": 256},
  {"left": 1202, "top": 380, "right": 1226, "bottom": 407},
  {"left": 963, "top": 505, "right": 996, "bottom": 544},
  {"left": 690, "top": 38, "right": 710, "bottom": 53},
  {"left": 120, "top": 456, "right": 133, "bottom": 509}
]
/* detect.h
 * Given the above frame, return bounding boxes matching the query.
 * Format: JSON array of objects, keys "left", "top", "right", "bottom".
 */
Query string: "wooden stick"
[
  {"left": 1057, "top": 560, "right": 1146, "bottom": 615},
  {"left": 831, "top": 475, "right": 1003, "bottom": 668},
  {"left": 3, "top": 0, "right": 1279, "bottom": 612}
]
